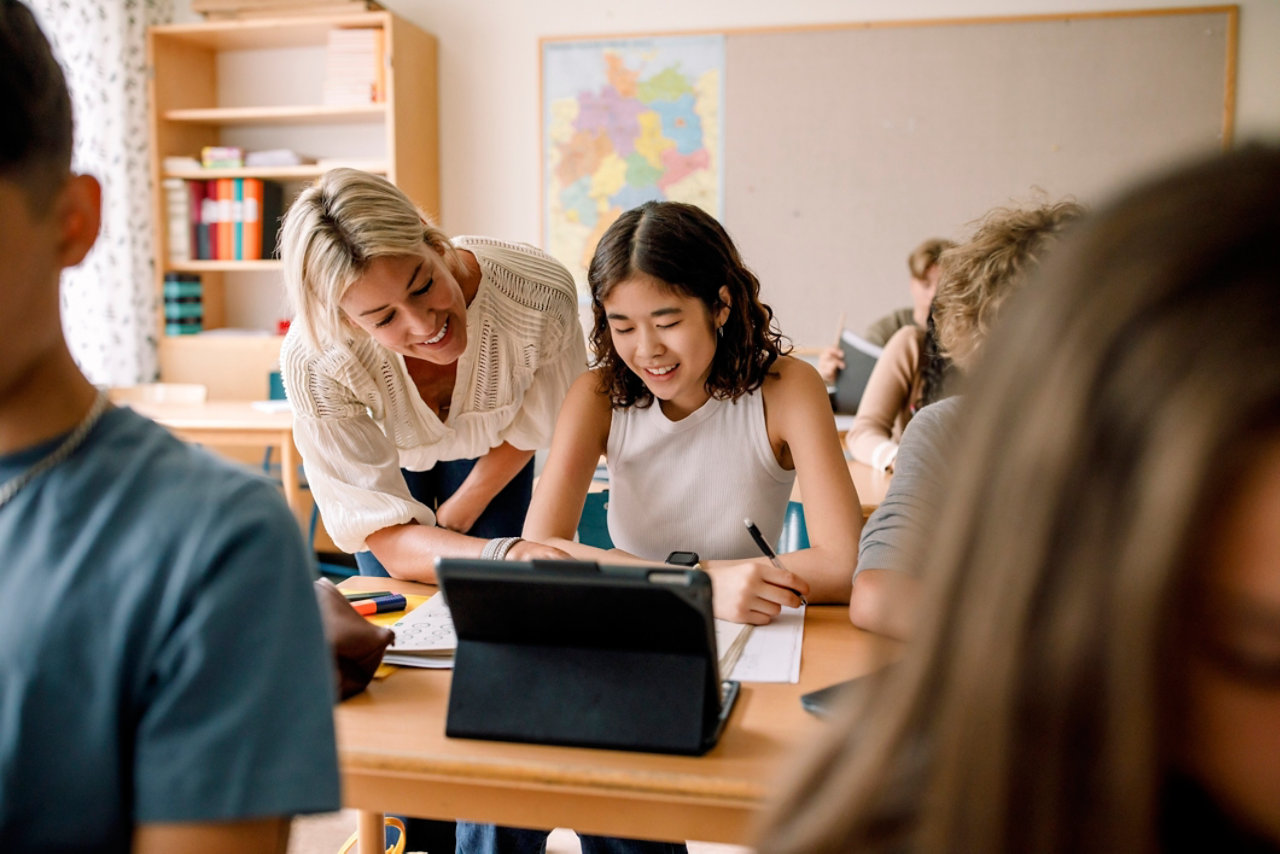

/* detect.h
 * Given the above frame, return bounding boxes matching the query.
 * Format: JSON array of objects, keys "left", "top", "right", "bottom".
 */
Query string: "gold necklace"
[{"left": 0, "top": 389, "right": 111, "bottom": 510}]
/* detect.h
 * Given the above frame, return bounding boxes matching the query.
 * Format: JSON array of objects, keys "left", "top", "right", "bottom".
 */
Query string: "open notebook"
[{"left": 832, "top": 329, "right": 885, "bottom": 414}]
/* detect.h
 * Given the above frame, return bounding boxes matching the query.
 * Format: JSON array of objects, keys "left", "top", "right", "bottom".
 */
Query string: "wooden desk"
[
  {"left": 123, "top": 400, "right": 304, "bottom": 521},
  {"left": 792, "top": 458, "right": 891, "bottom": 521},
  {"left": 337, "top": 576, "right": 897, "bottom": 847}
]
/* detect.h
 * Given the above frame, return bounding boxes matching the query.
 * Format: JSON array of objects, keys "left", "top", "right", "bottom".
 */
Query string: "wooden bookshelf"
[{"left": 147, "top": 11, "right": 438, "bottom": 399}]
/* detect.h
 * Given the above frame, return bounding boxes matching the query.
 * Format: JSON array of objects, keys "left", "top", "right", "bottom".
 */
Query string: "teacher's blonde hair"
[{"left": 279, "top": 168, "right": 460, "bottom": 350}]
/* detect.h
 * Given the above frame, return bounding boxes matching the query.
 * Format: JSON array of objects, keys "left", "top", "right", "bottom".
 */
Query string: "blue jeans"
[
  {"left": 355, "top": 455, "right": 536, "bottom": 577},
  {"left": 357, "top": 455, "right": 535, "bottom": 853},
  {"left": 456, "top": 824, "right": 688, "bottom": 854}
]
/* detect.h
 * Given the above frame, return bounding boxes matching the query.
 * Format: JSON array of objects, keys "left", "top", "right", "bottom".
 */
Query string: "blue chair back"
[
  {"left": 776, "top": 500, "right": 810, "bottom": 553},
  {"left": 578, "top": 490, "right": 614, "bottom": 549}
]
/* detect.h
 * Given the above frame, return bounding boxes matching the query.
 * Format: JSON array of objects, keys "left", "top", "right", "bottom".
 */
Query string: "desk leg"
[
  {"left": 280, "top": 432, "right": 304, "bottom": 526},
  {"left": 357, "top": 809, "right": 385, "bottom": 853}
]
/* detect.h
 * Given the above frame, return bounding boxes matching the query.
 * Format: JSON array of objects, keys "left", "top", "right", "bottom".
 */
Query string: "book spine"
[
  {"left": 187, "top": 180, "right": 206, "bottom": 261},
  {"left": 232, "top": 178, "right": 244, "bottom": 261},
  {"left": 242, "top": 178, "right": 263, "bottom": 261},
  {"left": 162, "top": 178, "right": 190, "bottom": 264},
  {"left": 216, "top": 178, "right": 234, "bottom": 261},
  {"left": 202, "top": 180, "right": 220, "bottom": 261},
  {"left": 260, "top": 180, "right": 285, "bottom": 260}
]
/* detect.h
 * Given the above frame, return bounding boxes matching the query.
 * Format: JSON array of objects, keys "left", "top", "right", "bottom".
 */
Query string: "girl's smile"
[{"left": 603, "top": 273, "right": 729, "bottom": 420}]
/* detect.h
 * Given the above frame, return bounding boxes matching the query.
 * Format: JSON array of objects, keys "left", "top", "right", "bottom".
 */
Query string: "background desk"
[
  {"left": 123, "top": 400, "right": 304, "bottom": 523},
  {"left": 337, "top": 576, "right": 897, "bottom": 847}
]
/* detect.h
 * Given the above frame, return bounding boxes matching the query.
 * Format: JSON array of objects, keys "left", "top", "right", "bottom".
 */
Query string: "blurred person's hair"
[
  {"left": 0, "top": 1, "right": 73, "bottom": 213},
  {"left": 757, "top": 146, "right": 1280, "bottom": 853},
  {"left": 932, "top": 200, "right": 1084, "bottom": 371}
]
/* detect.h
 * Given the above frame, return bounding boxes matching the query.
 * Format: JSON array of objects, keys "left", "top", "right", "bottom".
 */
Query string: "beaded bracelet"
[{"left": 481, "top": 536, "right": 522, "bottom": 561}]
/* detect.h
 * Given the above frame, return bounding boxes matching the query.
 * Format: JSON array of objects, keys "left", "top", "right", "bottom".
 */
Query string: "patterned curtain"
[{"left": 30, "top": 0, "right": 175, "bottom": 386}]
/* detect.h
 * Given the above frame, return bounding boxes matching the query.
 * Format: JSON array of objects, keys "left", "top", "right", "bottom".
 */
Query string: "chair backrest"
[
  {"left": 577, "top": 489, "right": 614, "bottom": 549},
  {"left": 777, "top": 500, "right": 810, "bottom": 553},
  {"left": 108, "top": 383, "right": 208, "bottom": 405}
]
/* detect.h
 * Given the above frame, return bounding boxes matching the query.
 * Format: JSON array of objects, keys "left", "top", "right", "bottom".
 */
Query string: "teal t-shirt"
[{"left": 0, "top": 406, "right": 339, "bottom": 852}]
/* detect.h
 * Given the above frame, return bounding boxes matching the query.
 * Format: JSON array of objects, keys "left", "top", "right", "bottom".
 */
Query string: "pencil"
[{"left": 834, "top": 311, "right": 846, "bottom": 346}]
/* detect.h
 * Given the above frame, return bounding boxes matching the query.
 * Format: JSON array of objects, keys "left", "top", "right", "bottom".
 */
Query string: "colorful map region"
[{"left": 543, "top": 35, "right": 725, "bottom": 292}]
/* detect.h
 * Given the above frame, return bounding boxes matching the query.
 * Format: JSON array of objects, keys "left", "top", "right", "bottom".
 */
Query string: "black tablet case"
[
  {"left": 832, "top": 330, "right": 884, "bottom": 415},
  {"left": 436, "top": 558, "right": 734, "bottom": 755}
]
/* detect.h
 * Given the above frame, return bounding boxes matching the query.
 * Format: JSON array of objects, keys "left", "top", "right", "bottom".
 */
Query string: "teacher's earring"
[{"left": 717, "top": 324, "right": 725, "bottom": 339}]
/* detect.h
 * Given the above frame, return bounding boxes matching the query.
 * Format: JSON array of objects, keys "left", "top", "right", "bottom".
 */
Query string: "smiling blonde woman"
[{"left": 279, "top": 168, "right": 585, "bottom": 580}]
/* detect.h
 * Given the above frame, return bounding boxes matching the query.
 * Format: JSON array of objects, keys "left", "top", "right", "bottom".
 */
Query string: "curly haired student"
[{"left": 525, "top": 201, "right": 862, "bottom": 624}]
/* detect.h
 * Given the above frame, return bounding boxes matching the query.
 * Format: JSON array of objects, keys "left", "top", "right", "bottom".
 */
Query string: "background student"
[
  {"left": 842, "top": 309, "right": 955, "bottom": 471},
  {"left": 758, "top": 145, "right": 1280, "bottom": 853},
  {"left": 817, "top": 238, "right": 956, "bottom": 470},
  {"left": 278, "top": 167, "right": 585, "bottom": 582},
  {"left": 816, "top": 236, "right": 954, "bottom": 384},
  {"left": 524, "top": 201, "right": 862, "bottom": 623},
  {"left": 0, "top": 4, "right": 339, "bottom": 850},
  {"left": 848, "top": 199, "right": 1083, "bottom": 638}
]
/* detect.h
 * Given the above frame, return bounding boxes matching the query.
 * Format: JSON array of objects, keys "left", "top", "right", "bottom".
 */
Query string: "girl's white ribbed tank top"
[{"left": 605, "top": 389, "right": 796, "bottom": 561}]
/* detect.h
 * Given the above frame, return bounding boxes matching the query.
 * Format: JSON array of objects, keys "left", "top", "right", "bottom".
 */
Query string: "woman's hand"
[
  {"left": 704, "top": 559, "right": 810, "bottom": 625},
  {"left": 435, "top": 492, "right": 485, "bottom": 533},
  {"left": 816, "top": 345, "right": 845, "bottom": 384},
  {"left": 507, "top": 538, "right": 574, "bottom": 561}
]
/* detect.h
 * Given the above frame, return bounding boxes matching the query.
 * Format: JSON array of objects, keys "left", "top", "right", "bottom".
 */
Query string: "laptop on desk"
[{"left": 435, "top": 558, "right": 740, "bottom": 756}]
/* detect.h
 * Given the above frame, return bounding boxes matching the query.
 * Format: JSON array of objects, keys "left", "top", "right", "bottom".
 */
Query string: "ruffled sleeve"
[{"left": 281, "top": 332, "right": 436, "bottom": 554}]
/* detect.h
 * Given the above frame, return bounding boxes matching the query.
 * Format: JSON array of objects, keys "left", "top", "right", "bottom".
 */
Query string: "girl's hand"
[
  {"left": 507, "top": 539, "right": 573, "bottom": 561},
  {"left": 705, "top": 559, "right": 810, "bottom": 625},
  {"left": 816, "top": 345, "right": 845, "bottom": 384}
]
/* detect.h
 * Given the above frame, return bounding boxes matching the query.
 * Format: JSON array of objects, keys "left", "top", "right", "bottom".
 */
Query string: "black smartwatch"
[{"left": 665, "top": 550, "right": 701, "bottom": 568}]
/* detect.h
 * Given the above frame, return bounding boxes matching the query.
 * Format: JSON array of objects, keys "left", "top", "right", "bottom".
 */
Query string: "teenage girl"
[{"left": 524, "top": 201, "right": 862, "bottom": 623}]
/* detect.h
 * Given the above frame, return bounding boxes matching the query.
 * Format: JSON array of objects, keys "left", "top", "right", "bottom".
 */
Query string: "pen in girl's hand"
[{"left": 743, "top": 517, "right": 808, "bottom": 606}]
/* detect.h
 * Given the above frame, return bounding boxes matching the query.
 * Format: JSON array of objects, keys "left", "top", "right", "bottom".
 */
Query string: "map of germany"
[{"left": 544, "top": 35, "right": 725, "bottom": 290}]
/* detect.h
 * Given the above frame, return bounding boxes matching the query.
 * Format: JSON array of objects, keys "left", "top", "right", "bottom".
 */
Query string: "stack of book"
[
  {"left": 162, "top": 178, "right": 191, "bottom": 263},
  {"left": 164, "top": 273, "right": 203, "bottom": 335},
  {"left": 323, "top": 26, "right": 386, "bottom": 106},
  {"left": 176, "top": 178, "right": 285, "bottom": 262}
]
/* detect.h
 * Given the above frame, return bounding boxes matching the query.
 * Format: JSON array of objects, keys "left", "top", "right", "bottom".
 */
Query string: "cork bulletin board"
[{"left": 541, "top": 7, "right": 1235, "bottom": 346}]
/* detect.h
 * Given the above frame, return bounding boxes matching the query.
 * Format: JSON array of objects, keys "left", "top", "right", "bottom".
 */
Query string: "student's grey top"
[
  {"left": 856, "top": 396, "right": 962, "bottom": 576},
  {"left": 0, "top": 407, "right": 339, "bottom": 851}
]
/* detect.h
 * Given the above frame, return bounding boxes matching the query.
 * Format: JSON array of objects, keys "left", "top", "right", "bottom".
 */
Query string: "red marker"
[{"left": 351, "top": 593, "right": 407, "bottom": 616}]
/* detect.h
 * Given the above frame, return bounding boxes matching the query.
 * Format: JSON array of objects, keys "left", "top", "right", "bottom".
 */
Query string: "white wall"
[
  {"left": 172, "top": 1, "right": 1280, "bottom": 239},
  {"left": 173, "top": 0, "right": 1280, "bottom": 340}
]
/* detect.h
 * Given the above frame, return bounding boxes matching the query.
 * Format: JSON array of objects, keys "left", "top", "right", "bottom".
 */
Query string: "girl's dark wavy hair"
[
  {"left": 587, "top": 201, "right": 790, "bottom": 408},
  {"left": 917, "top": 309, "right": 958, "bottom": 409}
]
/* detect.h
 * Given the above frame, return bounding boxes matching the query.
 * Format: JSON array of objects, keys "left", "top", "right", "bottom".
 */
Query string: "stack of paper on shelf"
[
  {"left": 323, "top": 27, "right": 386, "bottom": 106},
  {"left": 192, "top": 0, "right": 382, "bottom": 18},
  {"left": 244, "top": 149, "right": 315, "bottom": 168}
]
